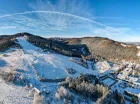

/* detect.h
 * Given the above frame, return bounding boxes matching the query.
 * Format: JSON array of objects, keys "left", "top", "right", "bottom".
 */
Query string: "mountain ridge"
[{"left": 0, "top": 32, "right": 139, "bottom": 63}]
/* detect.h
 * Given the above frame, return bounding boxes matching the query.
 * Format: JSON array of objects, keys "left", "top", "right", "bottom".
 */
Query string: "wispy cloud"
[
  {"left": 0, "top": 26, "right": 16, "bottom": 30},
  {"left": 0, "top": 0, "right": 133, "bottom": 41},
  {"left": 93, "top": 17, "right": 124, "bottom": 19}
]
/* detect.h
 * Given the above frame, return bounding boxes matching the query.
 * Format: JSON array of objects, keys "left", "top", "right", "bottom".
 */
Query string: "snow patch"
[
  {"left": 137, "top": 50, "right": 140, "bottom": 57},
  {"left": 94, "top": 61, "right": 111, "bottom": 73},
  {"left": 121, "top": 43, "right": 131, "bottom": 47},
  {"left": 137, "top": 45, "right": 140, "bottom": 49}
]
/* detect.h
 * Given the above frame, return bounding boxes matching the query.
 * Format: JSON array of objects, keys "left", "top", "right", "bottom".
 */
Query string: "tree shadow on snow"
[{"left": 0, "top": 59, "right": 7, "bottom": 67}]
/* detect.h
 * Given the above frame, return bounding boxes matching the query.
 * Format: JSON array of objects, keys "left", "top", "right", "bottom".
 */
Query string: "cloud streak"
[
  {"left": 0, "top": 11, "right": 108, "bottom": 27},
  {"left": 0, "top": 0, "right": 133, "bottom": 41},
  {"left": 0, "top": 10, "right": 130, "bottom": 36}
]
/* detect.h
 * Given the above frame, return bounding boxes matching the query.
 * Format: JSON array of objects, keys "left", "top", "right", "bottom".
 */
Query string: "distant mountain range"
[
  {"left": 0, "top": 32, "right": 139, "bottom": 63},
  {"left": 127, "top": 42, "right": 140, "bottom": 45}
]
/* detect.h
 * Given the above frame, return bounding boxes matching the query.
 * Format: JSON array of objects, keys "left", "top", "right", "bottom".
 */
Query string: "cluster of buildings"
[
  {"left": 98, "top": 63, "right": 140, "bottom": 103},
  {"left": 69, "top": 57, "right": 140, "bottom": 103}
]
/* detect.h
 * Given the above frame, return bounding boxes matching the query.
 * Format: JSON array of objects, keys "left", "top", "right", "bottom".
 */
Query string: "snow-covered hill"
[
  {"left": 17, "top": 37, "right": 96, "bottom": 79},
  {"left": 0, "top": 36, "right": 139, "bottom": 104},
  {"left": 0, "top": 37, "right": 99, "bottom": 103}
]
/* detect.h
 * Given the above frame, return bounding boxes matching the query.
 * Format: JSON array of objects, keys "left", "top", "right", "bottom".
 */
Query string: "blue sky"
[{"left": 0, "top": 0, "right": 140, "bottom": 42}]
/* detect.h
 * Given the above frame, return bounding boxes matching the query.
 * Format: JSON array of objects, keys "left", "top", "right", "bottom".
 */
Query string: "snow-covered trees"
[
  {"left": 60, "top": 74, "right": 108, "bottom": 101},
  {"left": 55, "top": 86, "right": 68, "bottom": 100},
  {"left": 27, "top": 88, "right": 45, "bottom": 104},
  {"left": 0, "top": 69, "right": 26, "bottom": 85},
  {"left": 33, "top": 91, "right": 45, "bottom": 104},
  {"left": 26, "top": 35, "right": 80, "bottom": 57},
  {"left": 60, "top": 74, "right": 126, "bottom": 104},
  {"left": 0, "top": 36, "right": 16, "bottom": 52},
  {"left": 55, "top": 86, "right": 72, "bottom": 103}
]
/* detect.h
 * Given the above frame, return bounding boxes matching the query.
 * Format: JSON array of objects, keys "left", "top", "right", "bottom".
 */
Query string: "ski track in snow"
[{"left": 17, "top": 37, "right": 97, "bottom": 79}]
